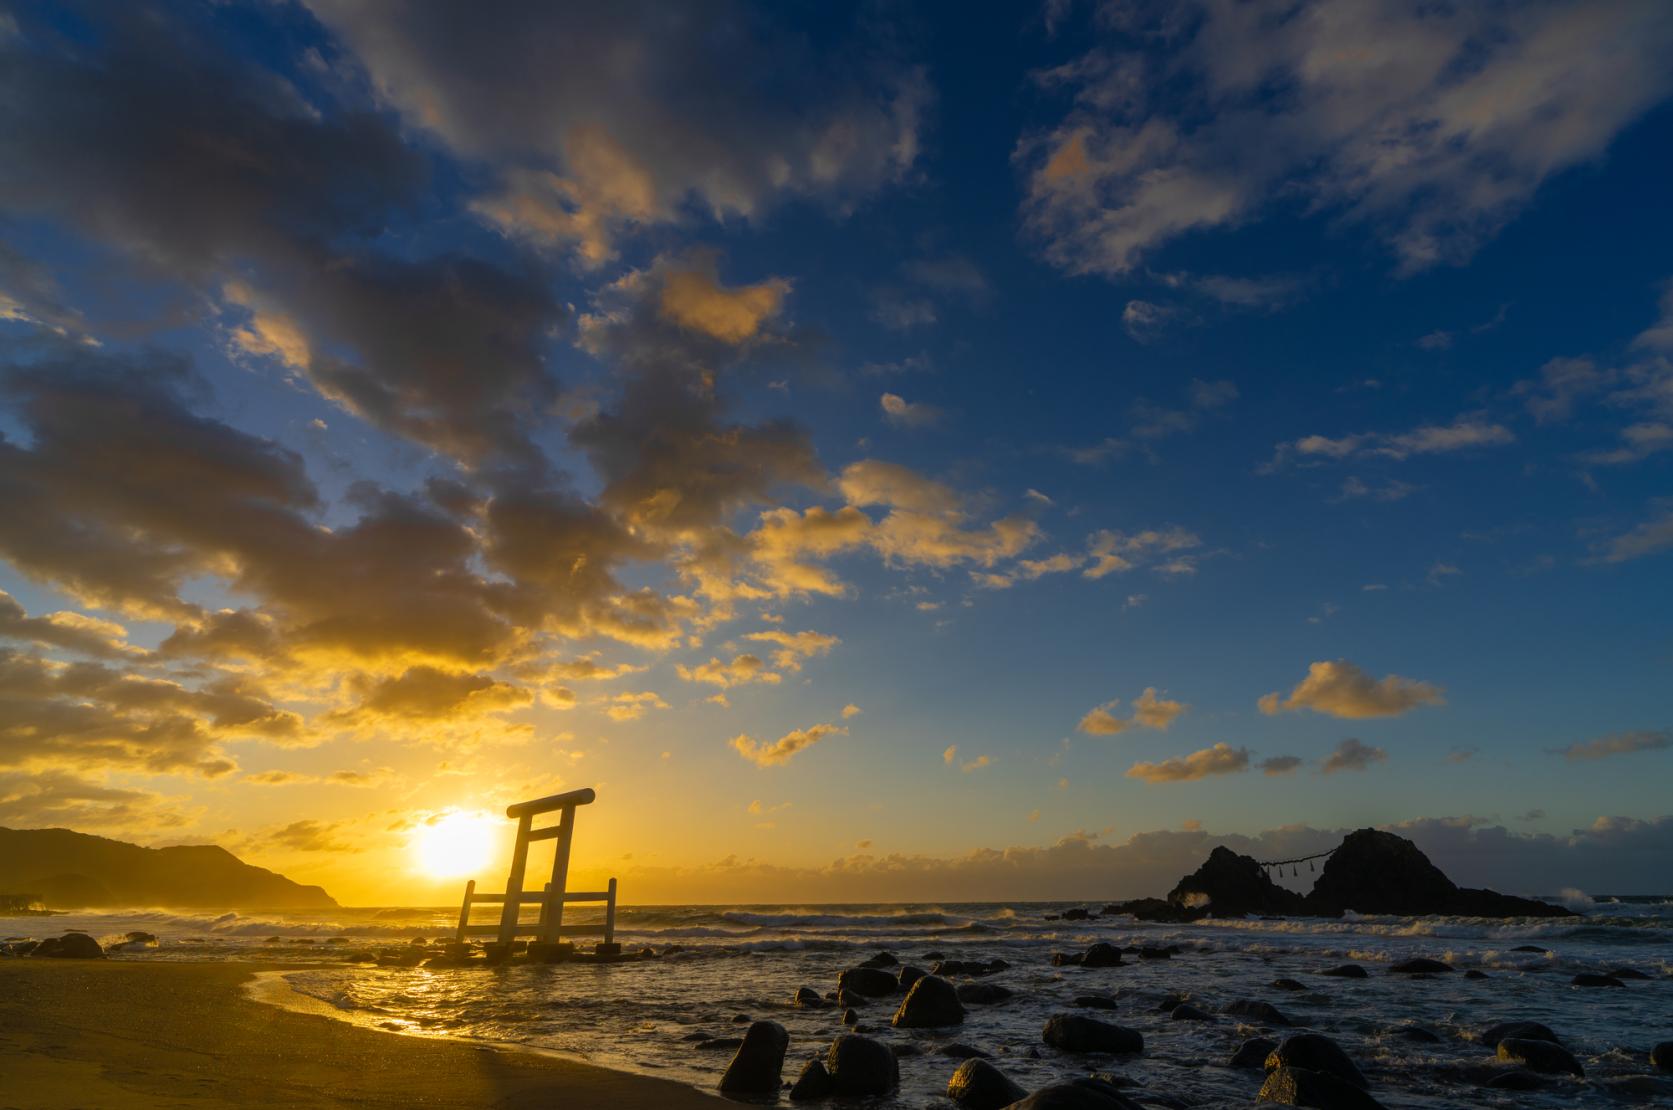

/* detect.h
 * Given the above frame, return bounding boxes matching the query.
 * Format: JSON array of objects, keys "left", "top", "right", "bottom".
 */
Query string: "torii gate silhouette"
[{"left": 453, "top": 787, "right": 619, "bottom": 960}]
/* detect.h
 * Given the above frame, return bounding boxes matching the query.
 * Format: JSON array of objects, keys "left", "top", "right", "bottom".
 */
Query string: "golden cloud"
[{"left": 1259, "top": 660, "right": 1444, "bottom": 719}]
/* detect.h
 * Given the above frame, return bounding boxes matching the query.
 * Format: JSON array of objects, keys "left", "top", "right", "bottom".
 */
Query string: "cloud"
[
  {"left": 841, "top": 704, "right": 862, "bottom": 719},
  {"left": 676, "top": 654, "right": 782, "bottom": 689},
  {"left": 658, "top": 268, "right": 791, "bottom": 344},
  {"left": 1271, "top": 418, "right": 1514, "bottom": 467},
  {"left": 265, "top": 818, "right": 350, "bottom": 853},
  {"left": 1512, "top": 356, "right": 1615, "bottom": 424},
  {"left": 1079, "top": 686, "right": 1188, "bottom": 735},
  {"left": 0, "top": 769, "right": 193, "bottom": 833},
  {"left": 1019, "top": 2, "right": 1673, "bottom": 275},
  {"left": 1320, "top": 738, "right": 1387, "bottom": 774},
  {"left": 743, "top": 629, "right": 839, "bottom": 672},
  {"left": 1591, "top": 502, "right": 1673, "bottom": 563},
  {"left": 729, "top": 722, "right": 847, "bottom": 767},
  {"left": 1126, "top": 743, "right": 1250, "bottom": 783},
  {"left": 603, "top": 692, "right": 670, "bottom": 722},
  {"left": 1121, "top": 300, "right": 1178, "bottom": 343},
  {"left": 1083, "top": 527, "right": 1201, "bottom": 579},
  {"left": 1259, "top": 755, "right": 1303, "bottom": 776},
  {"left": 943, "top": 744, "right": 958, "bottom": 765},
  {"left": 960, "top": 754, "right": 993, "bottom": 773},
  {"left": 1076, "top": 702, "right": 1127, "bottom": 736},
  {"left": 1634, "top": 279, "right": 1673, "bottom": 352},
  {"left": 0, "top": 590, "right": 138, "bottom": 659},
  {"left": 880, "top": 392, "right": 941, "bottom": 428},
  {"left": 1260, "top": 660, "right": 1444, "bottom": 719},
  {"left": 1558, "top": 728, "right": 1672, "bottom": 762},
  {"left": 309, "top": 1, "right": 927, "bottom": 265}
]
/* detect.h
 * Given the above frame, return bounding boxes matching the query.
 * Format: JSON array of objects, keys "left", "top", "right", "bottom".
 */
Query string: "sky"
[{"left": 1, "top": 0, "right": 1671, "bottom": 906}]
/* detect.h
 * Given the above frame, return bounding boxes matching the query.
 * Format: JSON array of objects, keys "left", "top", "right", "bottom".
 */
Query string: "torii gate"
[{"left": 453, "top": 787, "right": 619, "bottom": 960}]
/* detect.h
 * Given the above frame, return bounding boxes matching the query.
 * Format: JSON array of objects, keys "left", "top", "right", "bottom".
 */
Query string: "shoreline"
[{"left": 0, "top": 959, "right": 723, "bottom": 1109}]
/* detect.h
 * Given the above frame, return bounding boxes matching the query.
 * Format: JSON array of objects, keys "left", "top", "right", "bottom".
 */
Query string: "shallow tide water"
[{"left": 14, "top": 897, "right": 1672, "bottom": 1107}]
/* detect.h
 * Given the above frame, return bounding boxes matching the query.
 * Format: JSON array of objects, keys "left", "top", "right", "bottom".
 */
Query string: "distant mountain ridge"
[{"left": 0, "top": 827, "right": 337, "bottom": 910}]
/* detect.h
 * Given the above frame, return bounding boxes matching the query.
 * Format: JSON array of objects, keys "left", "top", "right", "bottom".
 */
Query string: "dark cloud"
[
  {"left": 0, "top": 5, "right": 564, "bottom": 466},
  {"left": 0, "top": 769, "right": 193, "bottom": 832},
  {"left": 1558, "top": 728, "right": 1672, "bottom": 762},
  {"left": 307, "top": 0, "right": 927, "bottom": 263},
  {"left": 1320, "top": 738, "right": 1388, "bottom": 775}
]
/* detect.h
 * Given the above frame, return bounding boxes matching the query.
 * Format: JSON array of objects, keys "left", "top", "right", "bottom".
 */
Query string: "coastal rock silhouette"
[
  {"left": 717, "top": 1020, "right": 788, "bottom": 1094},
  {"left": 945, "top": 1058, "right": 1025, "bottom": 1109},
  {"left": 1106, "top": 828, "right": 1571, "bottom": 922}
]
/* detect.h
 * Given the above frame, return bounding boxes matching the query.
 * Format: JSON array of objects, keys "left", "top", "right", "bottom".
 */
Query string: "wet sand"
[{"left": 0, "top": 960, "right": 723, "bottom": 1109}]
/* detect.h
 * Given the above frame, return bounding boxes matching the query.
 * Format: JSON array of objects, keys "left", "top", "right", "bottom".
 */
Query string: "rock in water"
[
  {"left": 792, "top": 986, "right": 825, "bottom": 1009},
  {"left": 1319, "top": 964, "right": 1367, "bottom": 978},
  {"left": 825, "top": 1034, "right": 899, "bottom": 1096},
  {"left": 1652, "top": 1041, "right": 1673, "bottom": 1072},
  {"left": 1303, "top": 828, "right": 1571, "bottom": 917},
  {"left": 1075, "top": 994, "right": 1118, "bottom": 1010},
  {"left": 1170, "top": 1003, "right": 1214, "bottom": 1022},
  {"left": 31, "top": 933, "right": 104, "bottom": 959},
  {"left": 1570, "top": 972, "right": 1625, "bottom": 988},
  {"left": 1485, "top": 1069, "right": 1549, "bottom": 1091},
  {"left": 1167, "top": 845, "right": 1307, "bottom": 918},
  {"left": 1080, "top": 942, "right": 1123, "bottom": 967},
  {"left": 1271, "top": 978, "right": 1305, "bottom": 992},
  {"left": 1041, "top": 1014, "right": 1144, "bottom": 1054},
  {"left": 1225, "top": 999, "right": 1292, "bottom": 1026},
  {"left": 1006, "top": 1077, "right": 1145, "bottom": 1109},
  {"left": 788, "top": 1058, "right": 833, "bottom": 1101},
  {"left": 892, "top": 974, "right": 965, "bottom": 1028},
  {"left": 1387, "top": 958, "right": 1452, "bottom": 974},
  {"left": 837, "top": 966, "right": 899, "bottom": 997},
  {"left": 898, "top": 965, "right": 926, "bottom": 990},
  {"left": 1264, "top": 1034, "right": 1369, "bottom": 1089},
  {"left": 858, "top": 950, "right": 897, "bottom": 968},
  {"left": 1480, "top": 1021, "right": 1560, "bottom": 1048},
  {"left": 946, "top": 1058, "right": 1027, "bottom": 1109},
  {"left": 1258, "top": 1066, "right": 1387, "bottom": 1109},
  {"left": 1230, "top": 1037, "right": 1279, "bottom": 1068},
  {"left": 717, "top": 1020, "right": 788, "bottom": 1095},
  {"left": 1497, "top": 1038, "right": 1584, "bottom": 1077}
]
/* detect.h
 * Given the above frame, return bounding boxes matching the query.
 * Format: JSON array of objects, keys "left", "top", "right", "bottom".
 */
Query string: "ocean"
[{"left": 11, "top": 897, "right": 1671, "bottom": 1107}]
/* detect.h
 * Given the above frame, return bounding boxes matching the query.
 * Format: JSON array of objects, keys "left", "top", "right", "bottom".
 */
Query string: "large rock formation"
[
  {"left": 1166, "top": 846, "right": 1307, "bottom": 917},
  {"left": 1303, "top": 830, "right": 1572, "bottom": 918},
  {"left": 1106, "top": 828, "right": 1572, "bottom": 922}
]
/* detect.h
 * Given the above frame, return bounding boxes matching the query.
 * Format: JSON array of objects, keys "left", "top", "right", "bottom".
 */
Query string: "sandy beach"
[{"left": 0, "top": 960, "right": 722, "bottom": 1109}]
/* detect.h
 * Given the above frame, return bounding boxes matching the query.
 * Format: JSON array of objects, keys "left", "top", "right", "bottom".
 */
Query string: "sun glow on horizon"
[{"left": 409, "top": 811, "right": 498, "bottom": 880}]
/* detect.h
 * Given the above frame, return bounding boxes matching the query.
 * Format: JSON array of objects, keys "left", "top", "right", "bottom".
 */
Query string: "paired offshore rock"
[
  {"left": 891, "top": 975, "right": 964, "bottom": 1028},
  {"left": 717, "top": 1020, "right": 788, "bottom": 1095},
  {"left": 945, "top": 1058, "right": 1025, "bottom": 1109}
]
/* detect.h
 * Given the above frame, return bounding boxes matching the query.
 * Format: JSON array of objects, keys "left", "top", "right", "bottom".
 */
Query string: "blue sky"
[{"left": 0, "top": 1, "right": 1670, "bottom": 902}]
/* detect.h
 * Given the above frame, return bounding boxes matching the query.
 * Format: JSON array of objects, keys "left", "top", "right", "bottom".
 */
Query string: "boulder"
[
  {"left": 1570, "top": 973, "right": 1625, "bottom": 988},
  {"left": 1609, "top": 967, "right": 1652, "bottom": 980},
  {"left": 1512, "top": 944, "right": 1548, "bottom": 953},
  {"left": 933, "top": 958, "right": 1007, "bottom": 977},
  {"left": 1063, "top": 907, "right": 1092, "bottom": 920},
  {"left": 1041, "top": 1014, "right": 1143, "bottom": 1055},
  {"left": 1652, "top": 1041, "right": 1673, "bottom": 1072},
  {"left": 1271, "top": 978, "right": 1305, "bottom": 992},
  {"left": 1225, "top": 999, "right": 1291, "bottom": 1025},
  {"left": 892, "top": 974, "right": 964, "bottom": 1028},
  {"left": 31, "top": 933, "right": 103, "bottom": 959},
  {"left": 1303, "top": 829, "right": 1571, "bottom": 918},
  {"left": 1080, "top": 942, "right": 1124, "bottom": 967},
  {"left": 1258, "top": 1066, "right": 1386, "bottom": 1109},
  {"left": 1006, "top": 1077, "right": 1144, "bottom": 1109},
  {"left": 1264, "top": 1034, "right": 1368, "bottom": 1089},
  {"left": 1230, "top": 1037, "right": 1279, "bottom": 1068},
  {"left": 717, "top": 1020, "right": 788, "bottom": 1095},
  {"left": 837, "top": 966, "right": 899, "bottom": 997},
  {"left": 1481, "top": 1021, "right": 1560, "bottom": 1048},
  {"left": 946, "top": 1058, "right": 1027, "bottom": 1110},
  {"left": 898, "top": 965, "right": 926, "bottom": 990},
  {"left": 1170, "top": 1003, "right": 1213, "bottom": 1022},
  {"left": 955, "top": 981, "right": 1012, "bottom": 1005},
  {"left": 1167, "top": 845, "right": 1307, "bottom": 918},
  {"left": 1051, "top": 951, "right": 1083, "bottom": 967},
  {"left": 1463, "top": 969, "right": 1488, "bottom": 980},
  {"left": 1497, "top": 1038, "right": 1583, "bottom": 1077},
  {"left": 824, "top": 1034, "right": 898, "bottom": 1096},
  {"left": 841, "top": 1007, "right": 859, "bottom": 1026},
  {"left": 1319, "top": 964, "right": 1367, "bottom": 979},
  {"left": 792, "top": 986, "right": 826, "bottom": 1009},
  {"left": 788, "top": 1057, "right": 833, "bottom": 1101},
  {"left": 1074, "top": 994, "right": 1118, "bottom": 1010},
  {"left": 858, "top": 950, "right": 898, "bottom": 968},
  {"left": 1387, "top": 958, "right": 1452, "bottom": 974},
  {"left": 124, "top": 931, "right": 158, "bottom": 943}
]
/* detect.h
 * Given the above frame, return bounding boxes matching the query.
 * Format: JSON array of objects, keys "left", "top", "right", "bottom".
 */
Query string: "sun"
[{"left": 409, "top": 810, "right": 497, "bottom": 880}]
